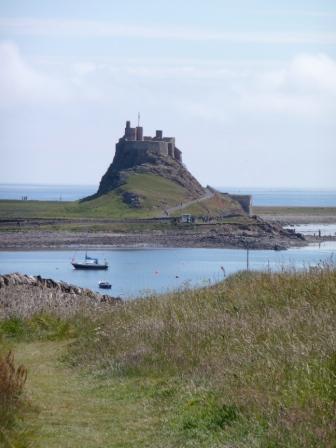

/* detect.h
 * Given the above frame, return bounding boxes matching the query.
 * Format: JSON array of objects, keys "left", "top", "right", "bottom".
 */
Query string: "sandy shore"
[{"left": 254, "top": 206, "right": 336, "bottom": 225}]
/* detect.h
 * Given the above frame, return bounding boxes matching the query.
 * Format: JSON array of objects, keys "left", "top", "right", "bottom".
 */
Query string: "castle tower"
[
  {"left": 136, "top": 126, "right": 143, "bottom": 141},
  {"left": 124, "top": 120, "right": 136, "bottom": 140}
]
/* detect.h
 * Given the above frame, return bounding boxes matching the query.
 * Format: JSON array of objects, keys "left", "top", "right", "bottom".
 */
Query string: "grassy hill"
[
  {"left": 0, "top": 174, "right": 189, "bottom": 219},
  {"left": 0, "top": 173, "right": 241, "bottom": 220},
  {"left": 170, "top": 194, "right": 244, "bottom": 217},
  {"left": 1, "top": 267, "right": 335, "bottom": 447}
]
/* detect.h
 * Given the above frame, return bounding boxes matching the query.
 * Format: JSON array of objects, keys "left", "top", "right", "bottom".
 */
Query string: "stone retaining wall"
[{"left": 0, "top": 273, "right": 121, "bottom": 319}]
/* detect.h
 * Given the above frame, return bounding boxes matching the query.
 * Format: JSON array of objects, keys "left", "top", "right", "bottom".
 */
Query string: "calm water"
[
  {"left": 1, "top": 184, "right": 336, "bottom": 206},
  {"left": 0, "top": 184, "right": 95, "bottom": 202},
  {"left": 0, "top": 243, "right": 335, "bottom": 299},
  {"left": 218, "top": 187, "right": 336, "bottom": 207},
  {"left": 286, "top": 224, "right": 336, "bottom": 237}
]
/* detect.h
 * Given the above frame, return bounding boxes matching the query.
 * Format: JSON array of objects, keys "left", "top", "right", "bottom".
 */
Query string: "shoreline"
[
  {"left": 0, "top": 223, "right": 306, "bottom": 251},
  {"left": 0, "top": 206, "right": 335, "bottom": 251},
  {"left": 0, "top": 239, "right": 334, "bottom": 253},
  {"left": 254, "top": 206, "right": 336, "bottom": 225}
]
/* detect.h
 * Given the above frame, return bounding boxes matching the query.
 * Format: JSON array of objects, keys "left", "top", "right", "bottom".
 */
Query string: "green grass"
[
  {"left": 0, "top": 174, "right": 197, "bottom": 220},
  {"left": 0, "top": 220, "right": 178, "bottom": 234},
  {"left": 13, "top": 341, "right": 168, "bottom": 448},
  {"left": 254, "top": 206, "right": 336, "bottom": 216},
  {"left": 171, "top": 194, "right": 245, "bottom": 217},
  {"left": 1, "top": 267, "right": 335, "bottom": 447},
  {"left": 125, "top": 172, "right": 194, "bottom": 209},
  {"left": 0, "top": 196, "right": 131, "bottom": 219},
  {"left": 0, "top": 314, "right": 77, "bottom": 342}
]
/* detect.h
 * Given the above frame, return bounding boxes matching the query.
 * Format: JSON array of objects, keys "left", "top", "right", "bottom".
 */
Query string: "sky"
[{"left": 0, "top": 0, "right": 335, "bottom": 188}]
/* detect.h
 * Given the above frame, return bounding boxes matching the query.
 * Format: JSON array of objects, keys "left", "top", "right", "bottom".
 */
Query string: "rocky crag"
[
  {"left": 83, "top": 120, "right": 209, "bottom": 204},
  {"left": 0, "top": 273, "right": 121, "bottom": 319}
]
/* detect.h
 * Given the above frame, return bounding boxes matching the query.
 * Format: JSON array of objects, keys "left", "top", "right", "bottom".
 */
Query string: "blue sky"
[{"left": 1, "top": 0, "right": 335, "bottom": 187}]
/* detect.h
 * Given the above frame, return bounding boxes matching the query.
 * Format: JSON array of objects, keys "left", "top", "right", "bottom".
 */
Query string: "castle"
[
  {"left": 118, "top": 120, "right": 183, "bottom": 164},
  {"left": 85, "top": 119, "right": 252, "bottom": 216}
]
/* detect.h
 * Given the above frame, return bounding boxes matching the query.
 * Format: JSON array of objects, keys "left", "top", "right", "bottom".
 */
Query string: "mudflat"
[
  {"left": 0, "top": 222, "right": 304, "bottom": 251},
  {"left": 1, "top": 206, "right": 335, "bottom": 251},
  {"left": 255, "top": 206, "right": 336, "bottom": 224}
]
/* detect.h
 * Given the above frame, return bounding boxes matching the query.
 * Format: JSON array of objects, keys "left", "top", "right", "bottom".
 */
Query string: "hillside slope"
[{"left": 83, "top": 154, "right": 209, "bottom": 215}]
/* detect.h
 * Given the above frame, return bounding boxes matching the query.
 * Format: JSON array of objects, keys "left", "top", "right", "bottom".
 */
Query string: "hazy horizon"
[
  {"left": 1, "top": 1, "right": 335, "bottom": 188},
  {"left": 1, "top": 182, "right": 336, "bottom": 191}
]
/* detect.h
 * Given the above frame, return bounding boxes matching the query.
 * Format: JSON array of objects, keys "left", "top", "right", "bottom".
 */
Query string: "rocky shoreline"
[
  {"left": 0, "top": 273, "right": 121, "bottom": 319},
  {"left": 0, "top": 220, "right": 305, "bottom": 251}
]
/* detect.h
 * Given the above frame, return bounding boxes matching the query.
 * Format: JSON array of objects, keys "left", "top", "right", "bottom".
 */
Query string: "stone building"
[{"left": 120, "top": 120, "right": 183, "bottom": 163}]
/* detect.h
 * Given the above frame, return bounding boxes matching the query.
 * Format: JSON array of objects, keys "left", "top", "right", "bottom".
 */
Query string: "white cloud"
[
  {"left": 0, "top": 41, "right": 69, "bottom": 105},
  {"left": 1, "top": 18, "right": 336, "bottom": 44},
  {"left": 0, "top": 42, "right": 108, "bottom": 106},
  {"left": 1, "top": 41, "right": 335, "bottom": 123},
  {"left": 260, "top": 9, "right": 336, "bottom": 18},
  {"left": 287, "top": 54, "right": 336, "bottom": 93},
  {"left": 237, "top": 53, "right": 336, "bottom": 118},
  {"left": 1, "top": 44, "right": 335, "bottom": 186},
  {"left": 131, "top": 53, "right": 336, "bottom": 122}
]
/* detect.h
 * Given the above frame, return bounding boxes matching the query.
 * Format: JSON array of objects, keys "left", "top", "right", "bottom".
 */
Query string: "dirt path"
[
  {"left": 164, "top": 189, "right": 214, "bottom": 216},
  {"left": 15, "top": 341, "right": 161, "bottom": 447}
]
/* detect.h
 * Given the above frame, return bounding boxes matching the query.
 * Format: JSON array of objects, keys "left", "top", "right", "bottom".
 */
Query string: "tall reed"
[
  {"left": 0, "top": 351, "right": 29, "bottom": 446},
  {"left": 70, "top": 266, "right": 336, "bottom": 446}
]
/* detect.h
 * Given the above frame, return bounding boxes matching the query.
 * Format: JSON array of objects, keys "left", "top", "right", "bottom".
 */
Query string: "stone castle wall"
[
  {"left": 123, "top": 140, "right": 169, "bottom": 157},
  {"left": 228, "top": 194, "right": 252, "bottom": 215},
  {"left": 121, "top": 120, "right": 182, "bottom": 164}
]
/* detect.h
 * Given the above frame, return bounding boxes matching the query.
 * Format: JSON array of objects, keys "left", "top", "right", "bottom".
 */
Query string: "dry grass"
[
  {"left": 0, "top": 351, "right": 27, "bottom": 401},
  {"left": 69, "top": 266, "right": 336, "bottom": 446},
  {"left": 0, "top": 283, "right": 114, "bottom": 321},
  {"left": 0, "top": 350, "right": 32, "bottom": 447},
  {"left": 1, "top": 267, "right": 335, "bottom": 446}
]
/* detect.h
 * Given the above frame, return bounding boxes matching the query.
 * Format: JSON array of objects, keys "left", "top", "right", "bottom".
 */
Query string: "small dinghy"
[{"left": 98, "top": 281, "right": 112, "bottom": 289}]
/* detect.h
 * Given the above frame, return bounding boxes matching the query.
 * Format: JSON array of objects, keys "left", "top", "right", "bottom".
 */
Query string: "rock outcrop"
[
  {"left": 0, "top": 273, "right": 121, "bottom": 319},
  {"left": 82, "top": 120, "right": 206, "bottom": 202},
  {"left": 94, "top": 154, "right": 206, "bottom": 201}
]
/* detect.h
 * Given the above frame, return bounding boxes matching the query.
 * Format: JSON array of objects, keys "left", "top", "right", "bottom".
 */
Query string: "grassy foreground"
[{"left": 1, "top": 267, "right": 336, "bottom": 447}]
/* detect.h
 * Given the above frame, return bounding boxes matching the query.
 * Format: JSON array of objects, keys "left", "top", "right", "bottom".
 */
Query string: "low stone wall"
[
  {"left": 228, "top": 194, "right": 252, "bottom": 215},
  {"left": 0, "top": 273, "right": 121, "bottom": 319}
]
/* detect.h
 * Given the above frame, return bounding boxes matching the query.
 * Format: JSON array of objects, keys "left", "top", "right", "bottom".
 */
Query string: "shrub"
[
  {"left": 0, "top": 351, "right": 27, "bottom": 401},
  {"left": 0, "top": 351, "right": 29, "bottom": 446}
]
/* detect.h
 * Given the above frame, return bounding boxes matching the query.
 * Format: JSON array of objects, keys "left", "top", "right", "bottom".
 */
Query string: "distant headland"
[
  {"left": 0, "top": 119, "right": 313, "bottom": 250},
  {"left": 82, "top": 119, "right": 252, "bottom": 217}
]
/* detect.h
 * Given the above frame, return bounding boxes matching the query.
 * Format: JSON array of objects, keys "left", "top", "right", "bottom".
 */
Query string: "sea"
[
  {"left": 0, "top": 184, "right": 336, "bottom": 207},
  {"left": 217, "top": 187, "right": 336, "bottom": 207},
  {"left": 0, "top": 183, "right": 335, "bottom": 298},
  {"left": 0, "top": 244, "right": 335, "bottom": 298}
]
